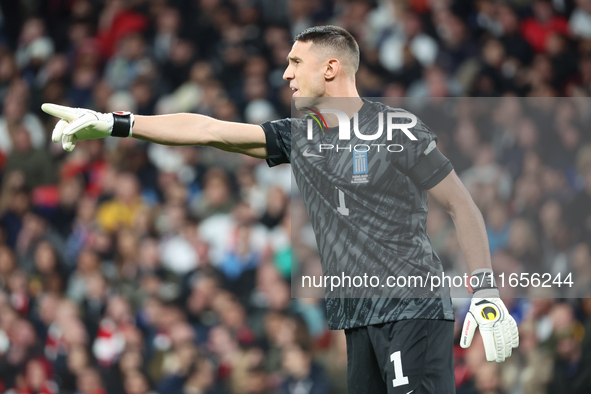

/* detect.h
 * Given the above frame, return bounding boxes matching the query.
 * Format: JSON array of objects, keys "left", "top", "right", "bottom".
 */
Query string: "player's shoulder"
[
  {"left": 362, "top": 98, "right": 435, "bottom": 141},
  {"left": 360, "top": 98, "right": 419, "bottom": 120},
  {"left": 361, "top": 98, "right": 425, "bottom": 123}
]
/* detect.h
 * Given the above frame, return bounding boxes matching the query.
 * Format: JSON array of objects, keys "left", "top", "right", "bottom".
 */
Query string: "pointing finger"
[{"left": 41, "top": 103, "right": 79, "bottom": 122}]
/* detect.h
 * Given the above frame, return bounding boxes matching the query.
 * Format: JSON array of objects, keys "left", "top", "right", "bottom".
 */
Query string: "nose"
[{"left": 283, "top": 65, "right": 293, "bottom": 81}]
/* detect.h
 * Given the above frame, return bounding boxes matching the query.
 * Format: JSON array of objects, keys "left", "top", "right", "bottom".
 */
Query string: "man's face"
[{"left": 283, "top": 40, "right": 327, "bottom": 107}]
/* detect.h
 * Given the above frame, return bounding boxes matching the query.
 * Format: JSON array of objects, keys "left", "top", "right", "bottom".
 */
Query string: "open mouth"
[{"left": 291, "top": 87, "right": 299, "bottom": 96}]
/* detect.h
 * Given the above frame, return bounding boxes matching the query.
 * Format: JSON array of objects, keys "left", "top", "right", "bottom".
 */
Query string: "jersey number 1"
[
  {"left": 390, "top": 351, "right": 409, "bottom": 388},
  {"left": 336, "top": 188, "right": 349, "bottom": 216}
]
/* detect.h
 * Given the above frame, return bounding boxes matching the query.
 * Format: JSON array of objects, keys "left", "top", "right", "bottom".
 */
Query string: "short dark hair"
[{"left": 294, "top": 25, "right": 360, "bottom": 73}]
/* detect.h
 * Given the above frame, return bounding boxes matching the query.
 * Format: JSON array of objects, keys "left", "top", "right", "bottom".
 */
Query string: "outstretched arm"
[
  {"left": 132, "top": 114, "right": 268, "bottom": 158},
  {"left": 41, "top": 104, "right": 268, "bottom": 158}
]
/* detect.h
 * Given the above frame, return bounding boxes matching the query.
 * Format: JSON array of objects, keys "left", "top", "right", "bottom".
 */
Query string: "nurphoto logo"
[{"left": 303, "top": 108, "right": 418, "bottom": 154}]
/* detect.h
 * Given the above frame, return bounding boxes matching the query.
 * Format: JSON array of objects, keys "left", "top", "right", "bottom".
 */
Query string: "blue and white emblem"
[{"left": 352, "top": 150, "right": 369, "bottom": 183}]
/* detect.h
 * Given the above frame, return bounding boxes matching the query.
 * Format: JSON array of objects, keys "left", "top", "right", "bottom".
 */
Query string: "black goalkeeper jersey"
[{"left": 261, "top": 98, "right": 455, "bottom": 330}]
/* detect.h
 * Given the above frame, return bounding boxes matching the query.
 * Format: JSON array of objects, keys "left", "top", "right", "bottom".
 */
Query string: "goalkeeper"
[{"left": 43, "top": 25, "right": 518, "bottom": 394}]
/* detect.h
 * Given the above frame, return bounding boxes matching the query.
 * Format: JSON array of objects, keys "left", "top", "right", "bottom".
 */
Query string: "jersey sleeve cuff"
[{"left": 260, "top": 121, "right": 289, "bottom": 168}]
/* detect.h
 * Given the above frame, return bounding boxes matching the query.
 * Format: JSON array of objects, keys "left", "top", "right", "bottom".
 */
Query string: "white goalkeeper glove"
[
  {"left": 41, "top": 103, "right": 134, "bottom": 152},
  {"left": 460, "top": 270, "right": 519, "bottom": 362}
]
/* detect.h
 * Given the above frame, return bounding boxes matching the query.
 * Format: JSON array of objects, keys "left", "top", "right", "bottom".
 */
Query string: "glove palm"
[{"left": 460, "top": 291, "right": 519, "bottom": 362}]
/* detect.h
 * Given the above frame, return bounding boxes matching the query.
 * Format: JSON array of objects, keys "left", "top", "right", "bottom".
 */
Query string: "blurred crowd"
[{"left": 0, "top": 0, "right": 590, "bottom": 394}]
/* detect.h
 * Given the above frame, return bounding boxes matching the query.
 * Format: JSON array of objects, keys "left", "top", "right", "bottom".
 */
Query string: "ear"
[{"left": 325, "top": 58, "right": 340, "bottom": 81}]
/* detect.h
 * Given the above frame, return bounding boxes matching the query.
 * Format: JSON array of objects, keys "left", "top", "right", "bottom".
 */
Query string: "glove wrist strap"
[
  {"left": 467, "top": 268, "right": 498, "bottom": 294},
  {"left": 111, "top": 111, "right": 134, "bottom": 137}
]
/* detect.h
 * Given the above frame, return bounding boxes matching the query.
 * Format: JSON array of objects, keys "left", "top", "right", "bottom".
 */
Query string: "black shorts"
[{"left": 345, "top": 319, "right": 455, "bottom": 394}]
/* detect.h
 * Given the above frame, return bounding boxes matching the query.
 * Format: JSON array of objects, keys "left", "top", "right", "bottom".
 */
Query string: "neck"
[
  {"left": 324, "top": 76, "right": 359, "bottom": 98},
  {"left": 313, "top": 80, "right": 363, "bottom": 127},
  {"left": 321, "top": 98, "right": 364, "bottom": 127},
  {"left": 298, "top": 78, "right": 362, "bottom": 126}
]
